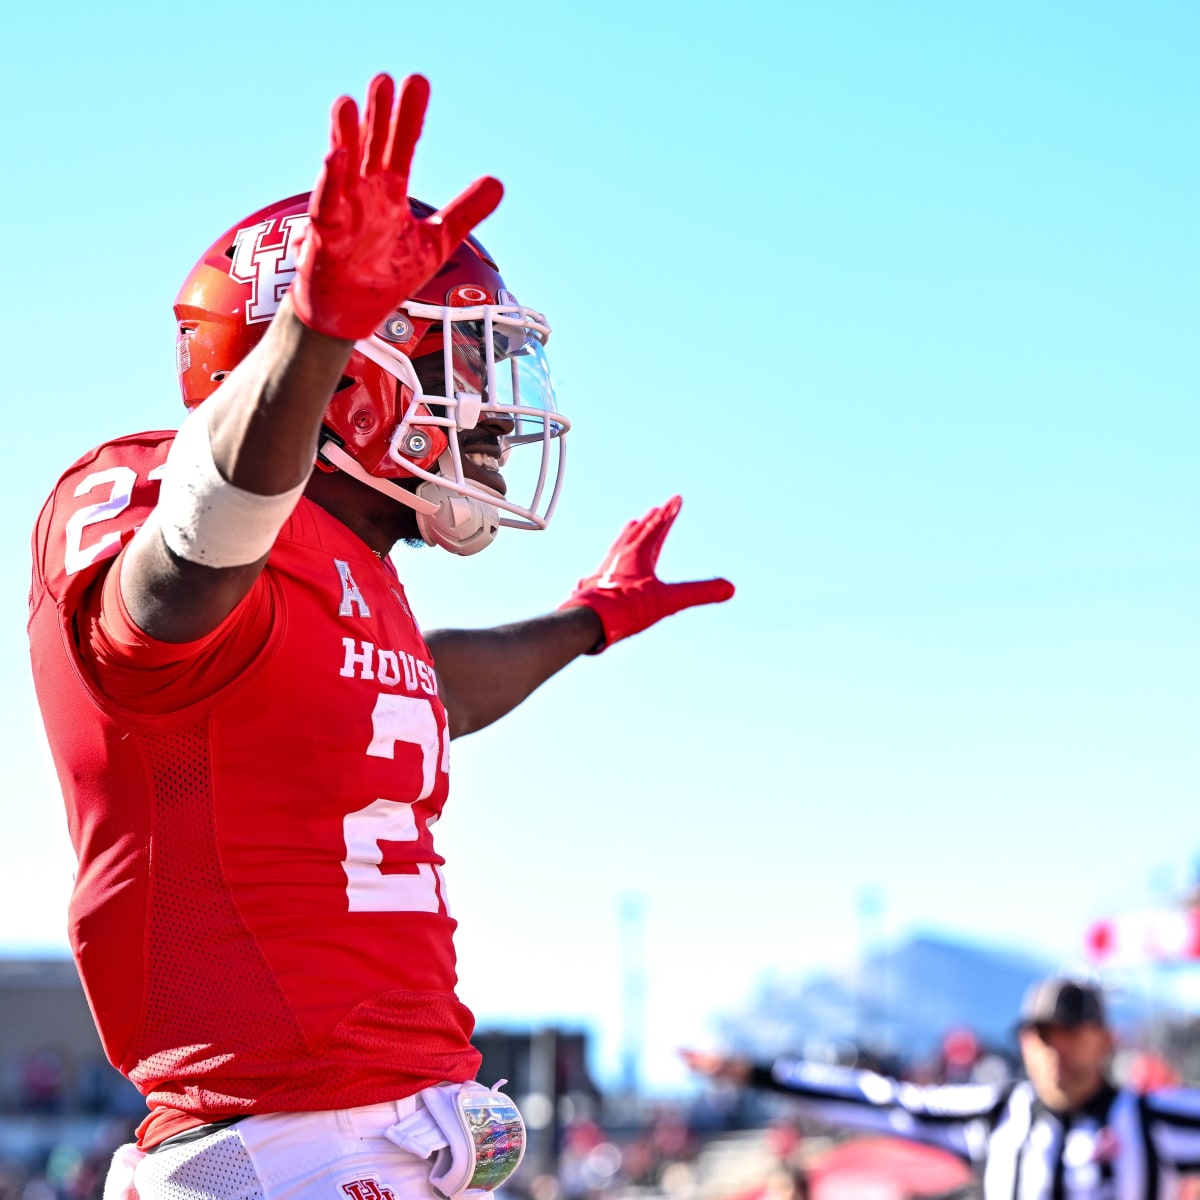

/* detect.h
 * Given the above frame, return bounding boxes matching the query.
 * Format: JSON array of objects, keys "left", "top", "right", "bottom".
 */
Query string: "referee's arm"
[
  {"left": 752, "top": 1057, "right": 1006, "bottom": 1163},
  {"left": 1144, "top": 1087, "right": 1200, "bottom": 1173}
]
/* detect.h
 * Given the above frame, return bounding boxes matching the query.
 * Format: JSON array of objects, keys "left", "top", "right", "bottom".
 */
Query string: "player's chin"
[
  {"left": 462, "top": 465, "right": 507, "bottom": 497},
  {"left": 387, "top": 478, "right": 426, "bottom": 541}
]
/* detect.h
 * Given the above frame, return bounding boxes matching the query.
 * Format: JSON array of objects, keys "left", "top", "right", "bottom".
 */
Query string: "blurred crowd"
[
  {"left": 0, "top": 1050, "right": 140, "bottom": 1200},
  {"left": 6, "top": 1018, "right": 1200, "bottom": 1200},
  {"left": 1, "top": 1050, "right": 146, "bottom": 1119}
]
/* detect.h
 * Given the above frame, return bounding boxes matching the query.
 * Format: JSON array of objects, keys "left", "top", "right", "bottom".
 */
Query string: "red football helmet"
[{"left": 173, "top": 192, "right": 568, "bottom": 554}]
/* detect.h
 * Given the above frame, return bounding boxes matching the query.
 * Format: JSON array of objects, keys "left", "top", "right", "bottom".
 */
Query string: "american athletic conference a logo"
[{"left": 229, "top": 214, "right": 310, "bottom": 324}]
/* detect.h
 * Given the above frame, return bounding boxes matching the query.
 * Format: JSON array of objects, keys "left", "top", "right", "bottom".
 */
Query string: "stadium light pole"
[
  {"left": 856, "top": 885, "right": 885, "bottom": 1054},
  {"left": 617, "top": 891, "right": 647, "bottom": 1098}
]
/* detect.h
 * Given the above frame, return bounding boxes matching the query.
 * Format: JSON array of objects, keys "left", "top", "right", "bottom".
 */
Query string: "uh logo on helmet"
[{"left": 173, "top": 193, "right": 569, "bottom": 555}]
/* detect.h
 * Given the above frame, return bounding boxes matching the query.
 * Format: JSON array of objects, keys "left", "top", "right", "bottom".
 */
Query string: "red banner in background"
[{"left": 1085, "top": 908, "right": 1200, "bottom": 965}]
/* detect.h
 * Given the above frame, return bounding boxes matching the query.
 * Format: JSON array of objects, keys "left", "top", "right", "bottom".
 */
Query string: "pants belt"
[
  {"left": 148, "top": 1096, "right": 425, "bottom": 1155},
  {"left": 147, "top": 1117, "right": 247, "bottom": 1154}
]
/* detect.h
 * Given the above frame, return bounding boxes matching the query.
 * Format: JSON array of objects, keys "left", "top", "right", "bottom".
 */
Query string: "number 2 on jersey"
[{"left": 342, "top": 692, "right": 450, "bottom": 913}]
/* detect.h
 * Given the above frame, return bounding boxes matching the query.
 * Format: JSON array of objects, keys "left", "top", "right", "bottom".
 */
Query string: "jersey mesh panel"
[
  {"left": 130, "top": 723, "right": 481, "bottom": 1113},
  {"left": 133, "top": 723, "right": 305, "bottom": 1111}
]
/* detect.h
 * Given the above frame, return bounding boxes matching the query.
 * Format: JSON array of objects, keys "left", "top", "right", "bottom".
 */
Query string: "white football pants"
[{"left": 102, "top": 1098, "right": 448, "bottom": 1200}]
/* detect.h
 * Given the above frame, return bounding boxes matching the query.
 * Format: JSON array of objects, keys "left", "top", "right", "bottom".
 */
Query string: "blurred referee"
[{"left": 683, "top": 975, "right": 1200, "bottom": 1199}]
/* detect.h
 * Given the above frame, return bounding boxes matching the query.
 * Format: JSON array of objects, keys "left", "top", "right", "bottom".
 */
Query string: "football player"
[{"left": 27, "top": 73, "right": 733, "bottom": 1200}]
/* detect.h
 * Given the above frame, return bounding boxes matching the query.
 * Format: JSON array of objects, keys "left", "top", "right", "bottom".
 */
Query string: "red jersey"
[{"left": 27, "top": 431, "right": 481, "bottom": 1148}]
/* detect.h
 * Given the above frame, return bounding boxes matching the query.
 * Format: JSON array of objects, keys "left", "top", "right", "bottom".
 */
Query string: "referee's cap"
[{"left": 1018, "top": 976, "right": 1107, "bottom": 1030}]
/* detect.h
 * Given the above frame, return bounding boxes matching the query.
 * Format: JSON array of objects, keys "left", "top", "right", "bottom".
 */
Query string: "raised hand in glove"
[
  {"left": 560, "top": 496, "right": 735, "bottom": 653},
  {"left": 290, "top": 72, "right": 503, "bottom": 342}
]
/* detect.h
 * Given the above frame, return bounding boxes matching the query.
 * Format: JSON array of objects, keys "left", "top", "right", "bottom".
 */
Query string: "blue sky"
[{"left": 3, "top": 2, "right": 1200, "bottom": 1092}]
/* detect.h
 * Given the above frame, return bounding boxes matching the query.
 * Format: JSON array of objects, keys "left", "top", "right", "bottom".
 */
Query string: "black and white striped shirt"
[{"left": 752, "top": 1057, "right": 1200, "bottom": 1199}]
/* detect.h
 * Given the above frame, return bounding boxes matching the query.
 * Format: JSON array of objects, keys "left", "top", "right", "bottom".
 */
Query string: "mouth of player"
[{"left": 461, "top": 447, "right": 507, "bottom": 496}]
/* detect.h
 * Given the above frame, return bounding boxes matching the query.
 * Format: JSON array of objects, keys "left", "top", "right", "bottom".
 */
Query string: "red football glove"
[
  {"left": 289, "top": 72, "right": 504, "bottom": 342},
  {"left": 560, "top": 496, "right": 735, "bottom": 653}
]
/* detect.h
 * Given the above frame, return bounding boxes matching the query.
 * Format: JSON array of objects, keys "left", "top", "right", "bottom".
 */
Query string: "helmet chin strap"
[
  {"left": 318, "top": 439, "right": 500, "bottom": 556},
  {"left": 414, "top": 481, "right": 500, "bottom": 556}
]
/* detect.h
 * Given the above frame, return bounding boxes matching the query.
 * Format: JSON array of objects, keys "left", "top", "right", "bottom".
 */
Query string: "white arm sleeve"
[
  {"left": 761, "top": 1058, "right": 1004, "bottom": 1161},
  {"left": 157, "top": 406, "right": 310, "bottom": 568}
]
